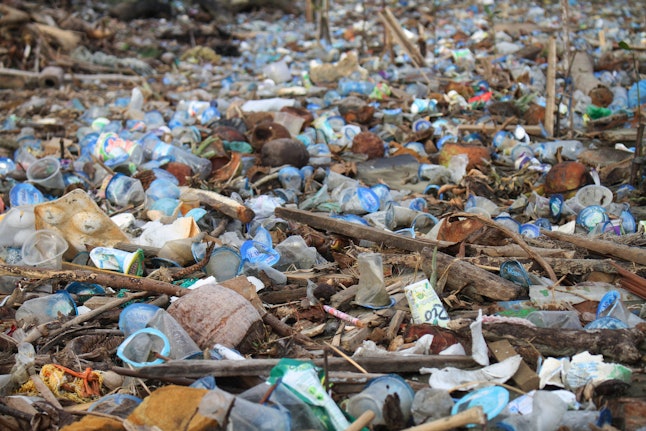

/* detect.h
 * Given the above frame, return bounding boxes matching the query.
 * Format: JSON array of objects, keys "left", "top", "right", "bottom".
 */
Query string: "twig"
[
  {"left": 23, "top": 291, "right": 150, "bottom": 344},
  {"left": 170, "top": 241, "right": 215, "bottom": 281},
  {"left": 451, "top": 212, "right": 558, "bottom": 283},
  {"left": 324, "top": 341, "right": 368, "bottom": 374},
  {"left": 344, "top": 411, "right": 375, "bottom": 431},
  {"left": 0, "top": 263, "right": 189, "bottom": 298},
  {"left": 545, "top": 36, "right": 557, "bottom": 137}
]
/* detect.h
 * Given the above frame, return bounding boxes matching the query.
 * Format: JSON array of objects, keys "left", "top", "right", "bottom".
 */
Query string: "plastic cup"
[
  {"left": 346, "top": 374, "right": 415, "bottom": 426},
  {"left": 15, "top": 290, "right": 77, "bottom": 325},
  {"left": 26, "top": 156, "right": 65, "bottom": 191},
  {"left": 575, "top": 184, "right": 613, "bottom": 209},
  {"left": 21, "top": 229, "right": 68, "bottom": 269},
  {"left": 102, "top": 173, "right": 145, "bottom": 207},
  {"left": 89, "top": 247, "right": 145, "bottom": 276}
]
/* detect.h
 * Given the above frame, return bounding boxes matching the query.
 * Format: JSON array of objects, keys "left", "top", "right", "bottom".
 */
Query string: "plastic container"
[
  {"left": 263, "top": 59, "right": 291, "bottom": 83},
  {"left": 228, "top": 395, "right": 291, "bottom": 431},
  {"left": 346, "top": 374, "right": 415, "bottom": 426},
  {"left": 9, "top": 183, "right": 46, "bottom": 207},
  {"left": 21, "top": 229, "right": 69, "bottom": 269},
  {"left": 89, "top": 247, "right": 145, "bottom": 276},
  {"left": 526, "top": 310, "right": 583, "bottom": 329},
  {"left": 142, "top": 139, "right": 212, "bottom": 179},
  {"left": 0, "top": 206, "right": 36, "bottom": 248},
  {"left": 355, "top": 252, "right": 391, "bottom": 308},
  {"left": 101, "top": 173, "right": 145, "bottom": 207},
  {"left": 26, "top": 156, "right": 65, "bottom": 191},
  {"left": 146, "top": 308, "right": 202, "bottom": 359},
  {"left": 338, "top": 79, "right": 375, "bottom": 96},
  {"left": 119, "top": 303, "right": 161, "bottom": 337},
  {"left": 116, "top": 327, "right": 171, "bottom": 367},
  {"left": 532, "top": 140, "right": 584, "bottom": 163},
  {"left": 278, "top": 166, "right": 304, "bottom": 191},
  {"left": 15, "top": 290, "right": 77, "bottom": 325},
  {"left": 338, "top": 186, "right": 380, "bottom": 214},
  {"left": 94, "top": 132, "right": 143, "bottom": 168},
  {"left": 88, "top": 394, "right": 142, "bottom": 418},
  {"left": 574, "top": 185, "right": 613, "bottom": 209}
]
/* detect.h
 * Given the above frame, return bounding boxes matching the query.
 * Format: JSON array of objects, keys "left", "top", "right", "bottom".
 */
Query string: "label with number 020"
[{"left": 404, "top": 278, "right": 450, "bottom": 327}]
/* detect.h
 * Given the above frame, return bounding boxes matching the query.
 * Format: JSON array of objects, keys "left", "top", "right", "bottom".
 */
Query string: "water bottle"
[
  {"left": 532, "top": 140, "right": 584, "bottom": 163},
  {"left": 142, "top": 139, "right": 212, "bottom": 179},
  {"left": 338, "top": 79, "right": 375, "bottom": 96},
  {"left": 608, "top": 86, "right": 629, "bottom": 113},
  {"left": 628, "top": 79, "right": 646, "bottom": 108}
]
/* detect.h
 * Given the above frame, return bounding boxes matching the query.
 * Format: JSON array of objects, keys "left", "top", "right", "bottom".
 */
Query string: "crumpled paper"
[{"left": 421, "top": 355, "right": 522, "bottom": 391}]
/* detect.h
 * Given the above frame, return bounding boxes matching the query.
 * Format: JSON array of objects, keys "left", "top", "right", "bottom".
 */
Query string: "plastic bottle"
[
  {"left": 627, "top": 79, "right": 646, "bottom": 108},
  {"left": 337, "top": 79, "right": 375, "bottom": 96},
  {"left": 532, "top": 140, "right": 584, "bottom": 163},
  {"left": 608, "top": 86, "right": 629, "bottom": 112},
  {"left": 142, "top": 139, "right": 212, "bottom": 179}
]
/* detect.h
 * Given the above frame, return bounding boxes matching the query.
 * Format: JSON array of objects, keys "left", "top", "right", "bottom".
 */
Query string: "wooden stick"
[
  {"left": 325, "top": 341, "right": 369, "bottom": 374},
  {"left": 0, "top": 264, "right": 189, "bottom": 298},
  {"left": 22, "top": 291, "right": 150, "bottom": 344},
  {"left": 457, "top": 124, "right": 544, "bottom": 136},
  {"left": 275, "top": 207, "right": 522, "bottom": 301},
  {"left": 378, "top": 8, "right": 425, "bottom": 67},
  {"left": 112, "top": 355, "right": 476, "bottom": 379},
  {"left": 402, "top": 407, "right": 486, "bottom": 431},
  {"left": 452, "top": 212, "right": 558, "bottom": 283},
  {"left": 179, "top": 187, "right": 255, "bottom": 223},
  {"left": 541, "top": 230, "right": 646, "bottom": 266},
  {"left": 344, "top": 411, "right": 375, "bottom": 431},
  {"left": 545, "top": 36, "right": 557, "bottom": 137}
]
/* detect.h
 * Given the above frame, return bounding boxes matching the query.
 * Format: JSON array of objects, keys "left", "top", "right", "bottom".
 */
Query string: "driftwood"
[
  {"left": 0, "top": 264, "right": 188, "bottom": 298},
  {"left": 479, "top": 322, "right": 646, "bottom": 364},
  {"left": 541, "top": 230, "right": 646, "bottom": 266},
  {"left": 180, "top": 187, "right": 255, "bottom": 223},
  {"left": 571, "top": 51, "right": 614, "bottom": 106},
  {"left": 466, "top": 243, "right": 575, "bottom": 259},
  {"left": 462, "top": 256, "right": 631, "bottom": 276},
  {"left": 112, "top": 355, "right": 477, "bottom": 380},
  {"left": 275, "top": 207, "right": 522, "bottom": 300}
]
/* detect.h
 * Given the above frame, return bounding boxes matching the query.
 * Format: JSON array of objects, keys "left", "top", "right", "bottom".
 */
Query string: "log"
[
  {"left": 465, "top": 244, "right": 575, "bottom": 259},
  {"left": 541, "top": 230, "right": 646, "bottom": 266},
  {"left": 545, "top": 37, "right": 557, "bottom": 137},
  {"left": 0, "top": 264, "right": 188, "bottom": 298},
  {"left": 462, "top": 256, "right": 631, "bottom": 276},
  {"left": 421, "top": 248, "right": 523, "bottom": 301},
  {"left": 112, "top": 355, "right": 477, "bottom": 379},
  {"left": 402, "top": 407, "right": 486, "bottom": 431},
  {"left": 571, "top": 51, "right": 614, "bottom": 107},
  {"left": 274, "top": 207, "right": 522, "bottom": 301},
  {"left": 180, "top": 187, "right": 255, "bottom": 223},
  {"left": 480, "top": 322, "right": 646, "bottom": 364},
  {"left": 274, "top": 207, "right": 454, "bottom": 252}
]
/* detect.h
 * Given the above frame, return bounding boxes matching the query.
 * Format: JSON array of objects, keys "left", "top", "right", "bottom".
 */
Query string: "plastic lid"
[{"left": 452, "top": 386, "right": 509, "bottom": 423}]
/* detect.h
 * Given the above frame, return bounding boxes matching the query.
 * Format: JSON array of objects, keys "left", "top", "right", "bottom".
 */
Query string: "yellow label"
[{"left": 404, "top": 279, "right": 450, "bottom": 327}]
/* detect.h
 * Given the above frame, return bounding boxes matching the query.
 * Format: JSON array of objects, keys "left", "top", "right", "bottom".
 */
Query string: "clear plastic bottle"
[
  {"left": 532, "top": 140, "right": 584, "bottom": 163},
  {"left": 142, "top": 139, "right": 212, "bottom": 179}
]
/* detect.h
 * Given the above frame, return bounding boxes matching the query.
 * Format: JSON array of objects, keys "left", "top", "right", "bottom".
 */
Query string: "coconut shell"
[
  {"left": 261, "top": 138, "right": 309, "bottom": 167},
  {"left": 250, "top": 122, "right": 291, "bottom": 150},
  {"left": 438, "top": 142, "right": 490, "bottom": 171},
  {"left": 544, "top": 161, "right": 592, "bottom": 195},
  {"left": 351, "top": 131, "right": 385, "bottom": 159},
  {"left": 167, "top": 284, "right": 264, "bottom": 354}
]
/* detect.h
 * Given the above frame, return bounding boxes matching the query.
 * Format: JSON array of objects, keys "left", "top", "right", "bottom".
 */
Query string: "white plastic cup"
[
  {"left": 262, "top": 60, "right": 291, "bottom": 83},
  {"left": 21, "top": 229, "right": 69, "bottom": 269},
  {"left": 26, "top": 156, "right": 65, "bottom": 191},
  {"left": 346, "top": 374, "right": 415, "bottom": 426},
  {"left": 575, "top": 184, "right": 613, "bottom": 209}
]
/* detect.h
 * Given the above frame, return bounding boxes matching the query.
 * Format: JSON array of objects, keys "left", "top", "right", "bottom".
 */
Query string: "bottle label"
[{"left": 404, "top": 278, "right": 450, "bottom": 327}]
